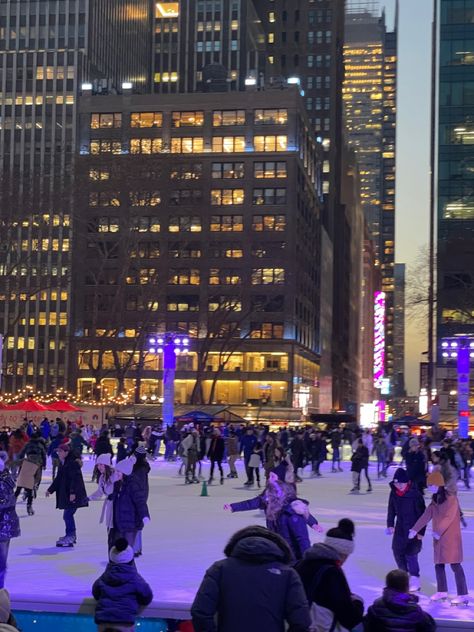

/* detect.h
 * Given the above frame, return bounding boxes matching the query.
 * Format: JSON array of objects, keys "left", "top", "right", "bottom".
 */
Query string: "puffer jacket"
[
  {"left": 92, "top": 561, "right": 153, "bottom": 624},
  {"left": 0, "top": 470, "right": 20, "bottom": 542},
  {"left": 191, "top": 528, "right": 310, "bottom": 632},
  {"left": 47, "top": 452, "right": 89, "bottom": 510},
  {"left": 364, "top": 588, "right": 436, "bottom": 632},
  {"left": 111, "top": 474, "right": 149, "bottom": 532},
  {"left": 18, "top": 436, "right": 47, "bottom": 468},
  {"left": 295, "top": 543, "right": 364, "bottom": 632}
]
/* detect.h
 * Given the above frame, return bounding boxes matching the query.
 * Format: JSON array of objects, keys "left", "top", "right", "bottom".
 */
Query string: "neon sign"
[{"left": 374, "top": 291, "right": 386, "bottom": 388}]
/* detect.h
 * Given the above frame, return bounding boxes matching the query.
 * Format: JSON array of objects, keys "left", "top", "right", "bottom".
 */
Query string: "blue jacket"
[
  {"left": 240, "top": 434, "right": 257, "bottom": 460},
  {"left": 230, "top": 495, "right": 317, "bottom": 561},
  {"left": 92, "top": 561, "right": 153, "bottom": 624},
  {"left": 191, "top": 530, "right": 310, "bottom": 632},
  {"left": 364, "top": 588, "right": 436, "bottom": 632}
]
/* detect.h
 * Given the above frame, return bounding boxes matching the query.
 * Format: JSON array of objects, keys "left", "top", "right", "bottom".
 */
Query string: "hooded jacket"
[
  {"left": 295, "top": 543, "right": 364, "bottom": 632},
  {"left": 191, "top": 527, "right": 310, "bottom": 632},
  {"left": 364, "top": 588, "right": 436, "bottom": 632},
  {"left": 387, "top": 483, "right": 426, "bottom": 555},
  {"left": 92, "top": 560, "right": 153, "bottom": 624},
  {"left": 230, "top": 495, "right": 317, "bottom": 561},
  {"left": 111, "top": 474, "right": 150, "bottom": 532}
]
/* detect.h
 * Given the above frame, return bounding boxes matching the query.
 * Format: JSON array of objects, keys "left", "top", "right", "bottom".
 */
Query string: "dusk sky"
[{"left": 380, "top": 0, "right": 434, "bottom": 394}]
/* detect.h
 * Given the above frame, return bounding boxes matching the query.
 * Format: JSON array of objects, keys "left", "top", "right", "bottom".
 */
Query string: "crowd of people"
[{"left": 0, "top": 416, "right": 471, "bottom": 630}]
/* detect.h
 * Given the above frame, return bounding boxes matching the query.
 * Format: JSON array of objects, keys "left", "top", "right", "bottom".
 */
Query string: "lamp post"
[
  {"left": 148, "top": 333, "right": 189, "bottom": 427},
  {"left": 440, "top": 336, "right": 474, "bottom": 439}
]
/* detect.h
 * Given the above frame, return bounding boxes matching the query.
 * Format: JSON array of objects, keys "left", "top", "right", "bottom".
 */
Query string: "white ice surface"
[{"left": 7, "top": 456, "right": 474, "bottom": 623}]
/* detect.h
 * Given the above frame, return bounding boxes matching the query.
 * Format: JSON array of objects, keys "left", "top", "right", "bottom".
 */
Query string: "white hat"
[
  {"left": 115, "top": 456, "right": 136, "bottom": 476},
  {"left": 109, "top": 538, "right": 134, "bottom": 564},
  {"left": 96, "top": 454, "right": 112, "bottom": 467}
]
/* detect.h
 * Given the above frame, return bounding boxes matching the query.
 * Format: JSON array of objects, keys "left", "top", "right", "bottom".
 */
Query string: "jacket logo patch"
[{"left": 267, "top": 568, "right": 281, "bottom": 575}]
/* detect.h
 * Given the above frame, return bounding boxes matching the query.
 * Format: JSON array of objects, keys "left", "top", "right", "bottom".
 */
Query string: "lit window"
[
  {"left": 168, "top": 269, "right": 200, "bottom": 285},
  {"left": 171, "top": 137, "right": 204, "bottom": 153},
  {"left": 168, "top": 216, "right": 202, "bottom": 232},
  {"left": 130, "top": 138, "right": 163, "bottom": 154},
  {"left": 156, "top": 2, "right": 179, "bottom": 18},
  {"left": 129, "top": 191, "right": 161, "bottom": 206},
  {"left": 172, "top": 111, "right": 204, "bottom": 127},
  {"left": 90, "top": 140, "right": 122, "bottom": 154},
  {"left": 254, "top": 161, "right": 287, "bottom": 178},
  {"left": 213, "top": 110, "right": 246, "bottom": 126},
  {"left": 252, "top": 215, "right": 286, "bottom": 231},
  {"left": 211, "top": 189, "right": 244, "bottom": 205},
  {"left": 130, "top": 112, "right": 163, "bottom": 128},
  {"left": 254, "top": 135, "right": 288, "bottom": 152},
  {"left": 209, "top": 269, "right": 242, "bottom": 285},
  {"left": 132, "top": 217, "right": 160, "bottom": 232},
  {"left": 90, "top": 113, "right": 122, "bottom": 129},
  {"left": 212, "top": 136, "right": 246, "bottom": 153},
  {"left": 251, "top": 268, "right": 285, "bottom": 285},
  {"left": 254, "top": 109, "right": 288, "bottom": 125}
]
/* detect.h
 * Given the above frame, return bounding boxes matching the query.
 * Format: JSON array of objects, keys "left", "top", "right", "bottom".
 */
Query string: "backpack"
[{"left": 307, "top": 564, "right": 350, "bottom": 632}]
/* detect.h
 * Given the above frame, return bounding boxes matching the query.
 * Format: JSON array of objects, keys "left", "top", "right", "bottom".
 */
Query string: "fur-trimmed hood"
[{"left": 224, "top": 525, "right": 292, "bottom": 564}]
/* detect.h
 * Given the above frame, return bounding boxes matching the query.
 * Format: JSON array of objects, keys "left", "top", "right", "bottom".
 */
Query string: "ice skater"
[
  {"left": 208, "top": 427, "right": 225, "bottom": 485},
  {"left": 350, "top": 438, "right": 372, "bottom": 493},
  {"left": 88, "top": 453, "right": 117, "bottom": 543},
  {"left": 224, "top": 463, "right": 323, "bottom": 561},
  {"left": 248, "top": 441, "right": 263, "bottom": 488},
  {"left": 386, "top": 468, "right": 426, "bottom": 592},
  {"left": 0, "top": 453, "right": 20, "bottom": 588},
  {"left": 46, "top": 439, "right": 89, "bottom": 547},
  {"left": 409, "top": 471, "right": 469, "bottom": 605}
]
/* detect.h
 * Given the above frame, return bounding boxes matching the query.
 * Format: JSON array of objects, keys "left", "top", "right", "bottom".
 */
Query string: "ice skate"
[
  {"left": 56, "top": 535, "right": 75, "bottom": 547},
  {"left": 350, "top": 487, "right": 360, "bottom": 493},
  {"left": 208, "top": 477, "right": 213, "bottom": 484},
  {"left": 430, "top": 591, "right": 448, "bottom": 602},
  {"left": 451, "top": 595, "right": 469, "bottom": 607},
  {"left": 409, "top": 576, "right": 420, "bottom": 592},
  {"left": 192, "top": 477, "right": 199, "bottom": 483},
  {"left": 367, "top": 486, "right": 372, "bottom": 493},
  {"left": 220, "top": 476, "right": 224, "bottom": 485},
  {"left": 27, "top": 505, "right": 34, "bottom": 516}
]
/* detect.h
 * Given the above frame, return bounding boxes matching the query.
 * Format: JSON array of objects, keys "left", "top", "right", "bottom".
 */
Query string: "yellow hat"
[{"left": 427, "top": 471, "right": 444, "bottom": 487}]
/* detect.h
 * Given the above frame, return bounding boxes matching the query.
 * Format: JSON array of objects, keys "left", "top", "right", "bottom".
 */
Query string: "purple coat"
[{"left": 230, "top": 495, "right": 317, "bottom": 561}]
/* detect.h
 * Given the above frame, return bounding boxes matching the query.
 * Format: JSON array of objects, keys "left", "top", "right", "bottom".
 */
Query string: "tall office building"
[
  {"left": 73, "top": 87, "right": 323, "bottom": 410},
  {"left": 393, "top": 262, "right": 405, "bottom": 396},
  {"left": 153, "top": 0, "right": 266, "bottom": 93},
  {"left": 0, "top": 0, "right": 152, "bottom": 393},
  {"left": 436, "top": 0, "right": 474, "bottom": 410},
  {"left": 344, "top": 0, "right": 398, "bottom": 384}
]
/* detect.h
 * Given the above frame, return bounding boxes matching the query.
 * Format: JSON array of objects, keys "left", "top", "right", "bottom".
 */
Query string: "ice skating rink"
[{"left": 7, "top": 456, "right": 474, "bottom": 624}]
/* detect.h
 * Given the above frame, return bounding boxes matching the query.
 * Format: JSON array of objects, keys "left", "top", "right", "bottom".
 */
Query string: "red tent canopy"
[
  {"left": 6, "top": 400, "right": 50, "bottom": 412},
  {"left": 48, "top": 401, "right": 83, "bottom": 412}
]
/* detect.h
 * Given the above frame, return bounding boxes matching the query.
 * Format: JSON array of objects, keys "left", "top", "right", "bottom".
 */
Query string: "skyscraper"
[
  {"left": 436, "top": 0, "right": 474, "bottom": 411},
  {"left": 393, "top": 262, "right": 405, "bottom": 396},
  {"left": 0, "top": 0, "right": 152, "bottom": 393},
  {"left": 153, "top": 0, "right": 266, "bottom": 93},
  {"left": 344, "top": 1, "right": 398, "bottom": 384}
]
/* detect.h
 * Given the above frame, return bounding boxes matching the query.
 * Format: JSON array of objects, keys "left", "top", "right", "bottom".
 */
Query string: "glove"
[
  {"left": 432, "top": 531, "right": 440, "bottom": 540},
  {"left": 408, "top": 529, "right": 417, "bottom": 539},
  {"left": 385, "top": 527, "right": 394, "bottom": 535},
  {"left": 143, "top": 517, "right": 151, "bottom": 526}
]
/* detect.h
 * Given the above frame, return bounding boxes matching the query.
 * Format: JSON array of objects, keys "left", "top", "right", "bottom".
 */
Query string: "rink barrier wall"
[{"left": 10, "top": 597, "right": 474, "bottom": 632}]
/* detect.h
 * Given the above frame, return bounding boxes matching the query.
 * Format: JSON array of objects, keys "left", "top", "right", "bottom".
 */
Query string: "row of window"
[
  {"left": 89, "top": 135, "right": 289, "bottom": 155},
  {"left": 90, "top": 241, "right": 286, "bottom": 260},
  {"left": 88, "top": 188, "right": 287, "bottom": 207},
  {"left": 88, "top": 214, "right": 287, "bottom": 233},
  {"left": 90, "top": 109, "right": 288, "bottom": 129},
  {"left": 99, "top": 268, "right": 286, "bottom": 286},
  {"left": 89, "top": 161, "right": 288, "bottom": 181}
]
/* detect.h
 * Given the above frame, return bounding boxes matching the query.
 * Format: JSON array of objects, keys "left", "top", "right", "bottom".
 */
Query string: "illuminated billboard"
[{"left": 374, "top": 291, "right": 386, "bottom": 389}]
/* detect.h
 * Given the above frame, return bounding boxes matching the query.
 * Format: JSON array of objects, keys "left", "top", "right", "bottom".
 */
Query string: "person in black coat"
[
  {"left": 208, "top": 427, "right": 225, "bottom": 485},
  {"left": 351, "top": 439, "right": 372, "bottom": 493},
  {"left": 93, "top": 537, "right": 153, "bottom": 630},
  {"left": 109, "top": 456, "right": 150, "bottom": 551},
  {"left": 307, "top": 432, "right": 327, "bottom": 477},
  {"left": 93, "top": 431, "right": 114, "bottom": 483},
  {"left": 364, "top": 569, "right": 436, "bottom": 632},
  {"left": 46, "top": 440, "right": 88, "bottom": 547},
  {"left": 0, "top": 453, "right": 20, "bottom": 589},
  {"left": 131, "top": 445, "right": 151, "bottom": 557},
  {"left": 296, "top": 518, "right": 364, "bottom": 632},
  {"left": 191, "top": 525, "right": 311, "bottom": 632},
  {"left": 405, "top": 439, "right": 427, "bottom": 493},
  {"left": 290, "top": 432, "right": 305, "bottom": 482},
  {"left": 386, "top": 468, "right": 426, "bottom": 592}
]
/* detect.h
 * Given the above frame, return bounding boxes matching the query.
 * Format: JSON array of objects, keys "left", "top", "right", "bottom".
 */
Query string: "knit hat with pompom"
[{"left": 324, "top": 518, "right": 355, "bottom": 557}]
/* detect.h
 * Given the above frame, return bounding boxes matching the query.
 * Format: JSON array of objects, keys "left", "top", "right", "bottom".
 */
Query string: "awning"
[{"left": 113, "top": 404, "right": 245, "bottom": 424}]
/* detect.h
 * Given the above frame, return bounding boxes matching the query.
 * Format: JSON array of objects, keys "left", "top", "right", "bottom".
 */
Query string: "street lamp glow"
[
  {"left": 442, "top": 352, "right": 449, "bottom": 358},
  {"left": 157, "top": 347, "right": 163, "bottom": 354},
  {"left": 183, "top": 338, "right": 189, "bottom": 346},
  {"left": 451, "top": 342, "right": 458, "bottom": 348},
  {"left": 450, "top": 352, "right": 458, "bottom": 358},
  {"left": 441, "top": 341, "right": 449, "bottom": 348}
]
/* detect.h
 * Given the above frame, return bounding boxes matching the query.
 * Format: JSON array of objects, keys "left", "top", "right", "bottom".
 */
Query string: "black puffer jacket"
[
  {"left": 47, "top": 452, "right": 89, "bottom": 510},
  {"left": 0, "top": 470, "right": 20, "bottom": 542},
  {"left": 19, "top": 436, "right": 47, "bottom": 468},
  {"left": 92, "top": 561, "right": 153, "bottom": 624},
  {"left": 364, "top": 588, "right": 436, "bottom": 632},
  {"left": 295, "top": 543, "right": 364, "bottom": 632},
  {"left": 387, "top": 482, "right": 426, "bottom": 556},
  {"left": 112, "top": 475, "right": 149, "bottom": 532},
  {"left": 191, "top": 527, "right": 311, "bottom": 632}
]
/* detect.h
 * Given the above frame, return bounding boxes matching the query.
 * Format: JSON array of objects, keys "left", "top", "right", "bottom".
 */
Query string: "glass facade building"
[{"left": 437, "top": 0, "right": 474, "bottom": 341}]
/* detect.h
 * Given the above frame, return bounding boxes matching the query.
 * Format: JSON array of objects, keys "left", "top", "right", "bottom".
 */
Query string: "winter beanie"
[
  {"left": 115, "top": 455, "right": 136, "bottom": 476},
  {"left": 95, "top": 453, "right": 112, "bottom": 467},
  {"left": 109, "top": 538, "right": 134, "bottom": 564},
  {"left": 135, "top": 442, "right": 147, "bottom": 455},
  {"left": 324, "top": 518, "right": 355, "bottom": 557},
  {"left": 427, "top": 470, "right": 444, "bottom": 488},
  {"left": 392, "top": 468, "right": 409, "bottom": 484},
  {"left": 0, "top": 589, "right": 11, "bottom": 623}
]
